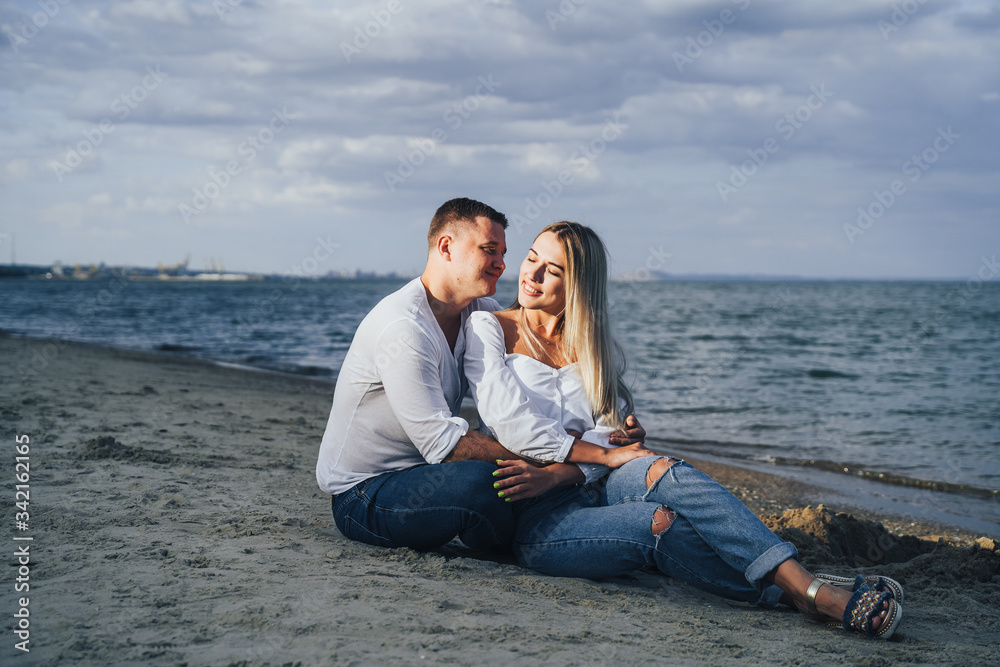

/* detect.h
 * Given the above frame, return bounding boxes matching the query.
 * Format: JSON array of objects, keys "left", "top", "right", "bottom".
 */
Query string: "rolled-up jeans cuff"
[{"left": 745, "top": 541, "right": 798, "bottom": 584}]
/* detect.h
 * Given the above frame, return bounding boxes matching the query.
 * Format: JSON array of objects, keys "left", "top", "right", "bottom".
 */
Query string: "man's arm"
[
  {"left": 378, "top": 321, "right": 476, "bottom": 464},
  {"left": 442, "top": 429, "right": 531, "bottom": 463},
  {"left": 445, "top": 427, "right": 651, "bottom": 467}
]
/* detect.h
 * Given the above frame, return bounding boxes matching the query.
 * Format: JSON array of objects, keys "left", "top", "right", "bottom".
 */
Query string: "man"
[{"left": 316, "top": 198, "right": 522, "bottom": 551}]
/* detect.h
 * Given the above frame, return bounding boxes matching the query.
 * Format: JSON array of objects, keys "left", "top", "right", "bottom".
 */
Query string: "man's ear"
[{"left": 436, "top": 234, "right": 453, "bottom": 261}]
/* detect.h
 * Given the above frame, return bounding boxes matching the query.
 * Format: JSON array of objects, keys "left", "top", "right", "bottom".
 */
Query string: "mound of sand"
[{"left": 763, "top": 505, "right": 936, "bottom": 568}]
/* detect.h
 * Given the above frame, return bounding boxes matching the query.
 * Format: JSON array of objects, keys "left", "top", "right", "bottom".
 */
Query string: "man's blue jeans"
[
  {"left": 512, "top": 457, "right": 795, "bottom": 606},
  {"left": 331, "top": 461, "right": 515, "bottom": 551}
]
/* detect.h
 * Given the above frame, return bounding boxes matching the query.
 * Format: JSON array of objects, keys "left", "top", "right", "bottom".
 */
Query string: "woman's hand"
[
  {"left": 492, "top": 460, "right": 578, "bottom": 501},
  {"left": 604, "top": 441, "right": 655, "bottom": 468}
]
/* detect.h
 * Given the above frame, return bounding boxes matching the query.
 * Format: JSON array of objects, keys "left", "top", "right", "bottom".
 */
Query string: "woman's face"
[{"left": 518, "top": 231, "right": 567, "bottom": 315}]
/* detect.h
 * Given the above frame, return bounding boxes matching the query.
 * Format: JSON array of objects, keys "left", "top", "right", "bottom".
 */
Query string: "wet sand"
[{"left": 2, "top": 334, "right": 997, "bottom": 665}]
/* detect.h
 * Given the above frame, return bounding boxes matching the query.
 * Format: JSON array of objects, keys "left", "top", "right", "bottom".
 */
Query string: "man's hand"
[{"left": 608, "top": 414, "right": 646, "bottom": 446}]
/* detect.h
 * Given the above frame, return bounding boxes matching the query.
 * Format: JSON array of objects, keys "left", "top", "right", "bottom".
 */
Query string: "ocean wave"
[
  {"left": 155, "top": 343, "right": 201, "bottom": 352},
  {"left": 652, "top": 436, "right": 999, "bottom": 501},
  {"left": 806, "top": 369, "right": 859, "bottom": 379}
]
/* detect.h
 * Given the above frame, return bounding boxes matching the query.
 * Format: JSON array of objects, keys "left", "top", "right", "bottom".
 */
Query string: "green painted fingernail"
[
  {"left": 493, "top": 482, "right": 500, "bottom": 489},
  {"left": 496, "top": 459, "right": 503, "bottom": 464},
  {"left": 492, "top": 470, "right": 500, "bottom": 477},
  {"left": 497, "top": 491, "right": 505, "bottom": 498},
  {"left": 505, "top": 498, "right": 511, "bottom": 503}
]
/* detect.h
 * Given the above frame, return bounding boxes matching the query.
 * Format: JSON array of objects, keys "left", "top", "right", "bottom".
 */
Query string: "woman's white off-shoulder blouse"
[{"left": 464, "top": 311, "right": 618, "bottom": 483}]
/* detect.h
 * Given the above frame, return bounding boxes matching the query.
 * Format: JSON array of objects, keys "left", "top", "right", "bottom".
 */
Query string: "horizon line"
[{"left": 0, "top": 262, "right": 987, "bottom": 283}]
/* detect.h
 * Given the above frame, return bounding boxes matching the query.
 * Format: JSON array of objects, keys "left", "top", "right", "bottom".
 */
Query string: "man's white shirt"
[{"left": 316, "top": 278, "right": 500, "bottom": 495}]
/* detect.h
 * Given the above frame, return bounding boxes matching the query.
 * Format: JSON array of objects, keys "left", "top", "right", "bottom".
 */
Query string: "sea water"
[{"left": 2, "top": 277, "right": 997, "bottom": 534}]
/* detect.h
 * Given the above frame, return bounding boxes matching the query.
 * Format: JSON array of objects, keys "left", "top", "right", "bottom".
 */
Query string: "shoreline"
[
  {"left": 2, "top": 333, "right": 997, "bottom": 665},
  {"left": 665, "top": 450, "right": 999, "bottom": 542}
]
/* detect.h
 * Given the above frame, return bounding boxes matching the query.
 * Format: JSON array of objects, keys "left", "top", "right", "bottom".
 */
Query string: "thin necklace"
[
  {"left": 529, "top": 322, "right": 559, "bottom": 346},
  {"left": 520, "top": 309, "right": 562, "bottom": 349}
]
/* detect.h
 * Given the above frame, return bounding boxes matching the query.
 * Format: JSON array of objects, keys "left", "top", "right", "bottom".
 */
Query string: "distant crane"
[
  {"left": 203, "top": 257, "right": 226, "bottom": 274},
  {"left": 157, "top": 253, "right": 190, "bottom": 277}
]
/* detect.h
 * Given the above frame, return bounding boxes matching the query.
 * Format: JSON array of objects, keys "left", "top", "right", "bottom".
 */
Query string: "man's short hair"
[{"left": 427, "top": 198, "right": 508, "bottom": 249}]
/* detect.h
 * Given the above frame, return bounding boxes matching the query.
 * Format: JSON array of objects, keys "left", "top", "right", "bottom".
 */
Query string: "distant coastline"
[
  {"left": 0, "top": 263, "right": 981, "bottom": 283},
  {"left": 0, "top": 263, "right": 411, "bottom": 282}
]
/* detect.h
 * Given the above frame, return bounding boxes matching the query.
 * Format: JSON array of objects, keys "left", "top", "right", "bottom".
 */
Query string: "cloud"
[
  {"left": 110, "top": 1, "right": 193, "bottom": 25},
  {"left": 0, "top": 0, "right": 996, "bottom": 277}
]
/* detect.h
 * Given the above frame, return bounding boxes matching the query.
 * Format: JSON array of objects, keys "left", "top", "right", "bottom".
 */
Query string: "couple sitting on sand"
[{"left": 315, "top": 198, "right": 903, "bottom": 640}]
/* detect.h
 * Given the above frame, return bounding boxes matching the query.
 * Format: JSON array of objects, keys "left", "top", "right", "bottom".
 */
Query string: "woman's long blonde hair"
[{"left": 515, "top": 221, "right": 633, "bottom": 428}]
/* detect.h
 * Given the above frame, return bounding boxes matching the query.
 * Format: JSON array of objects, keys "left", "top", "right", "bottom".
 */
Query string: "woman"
[{"left": 464, "top": 221, "right": 903, "bottom": 639}]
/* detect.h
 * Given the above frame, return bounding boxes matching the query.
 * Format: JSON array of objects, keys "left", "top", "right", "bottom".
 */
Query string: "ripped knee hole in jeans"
[{"left": 647, "top": 457, "right": 680, "bottom": 536}]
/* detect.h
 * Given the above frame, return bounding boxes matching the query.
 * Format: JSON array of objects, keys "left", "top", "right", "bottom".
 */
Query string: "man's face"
[{"left": 447, "top": 216, "right": 507, "bottom": 299}]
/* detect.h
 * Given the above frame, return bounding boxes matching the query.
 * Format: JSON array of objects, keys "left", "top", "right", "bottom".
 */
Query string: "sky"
[{"left": 1, "top": 0, "right": 998, "bottom": 279}]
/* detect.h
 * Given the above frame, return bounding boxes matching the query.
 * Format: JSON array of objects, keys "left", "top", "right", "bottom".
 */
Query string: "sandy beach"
[{"left": 2, "top": 333, "right": 998, "bottom": 666}]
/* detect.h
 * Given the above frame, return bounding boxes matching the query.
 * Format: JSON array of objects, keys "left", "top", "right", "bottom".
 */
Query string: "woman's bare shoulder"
[
  {"left": 492, "top": 308, "right": 517, "bottom": 329},
  {"left": 493, "top": 309, "right": 521, "bottom": 353}
]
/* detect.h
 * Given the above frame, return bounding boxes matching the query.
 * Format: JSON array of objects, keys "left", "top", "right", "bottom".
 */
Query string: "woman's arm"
[{"left": 563, "top": 439, "right": 652, "bottom": 466}]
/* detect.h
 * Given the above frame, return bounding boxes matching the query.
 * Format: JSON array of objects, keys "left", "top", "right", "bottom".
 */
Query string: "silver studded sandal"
[
  {"left": 815, "top": 573, "right": 904, "bottom": 605},
  {"left": 841, "top": 581, "right": 903, "bottom": 639}
]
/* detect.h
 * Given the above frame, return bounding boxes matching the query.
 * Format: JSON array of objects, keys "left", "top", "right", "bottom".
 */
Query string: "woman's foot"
[
  {"left": 769, "top": 560, "right": 900, "bottom": 638},
  {"left": 806, "top": 579, "right": 899, "bottom": 636},
  {"left": 815, "top": 573, "right": 904, "bottom": 605},
  {"left": 800, "top": 576, "right": 889, "bottom": 631}
]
